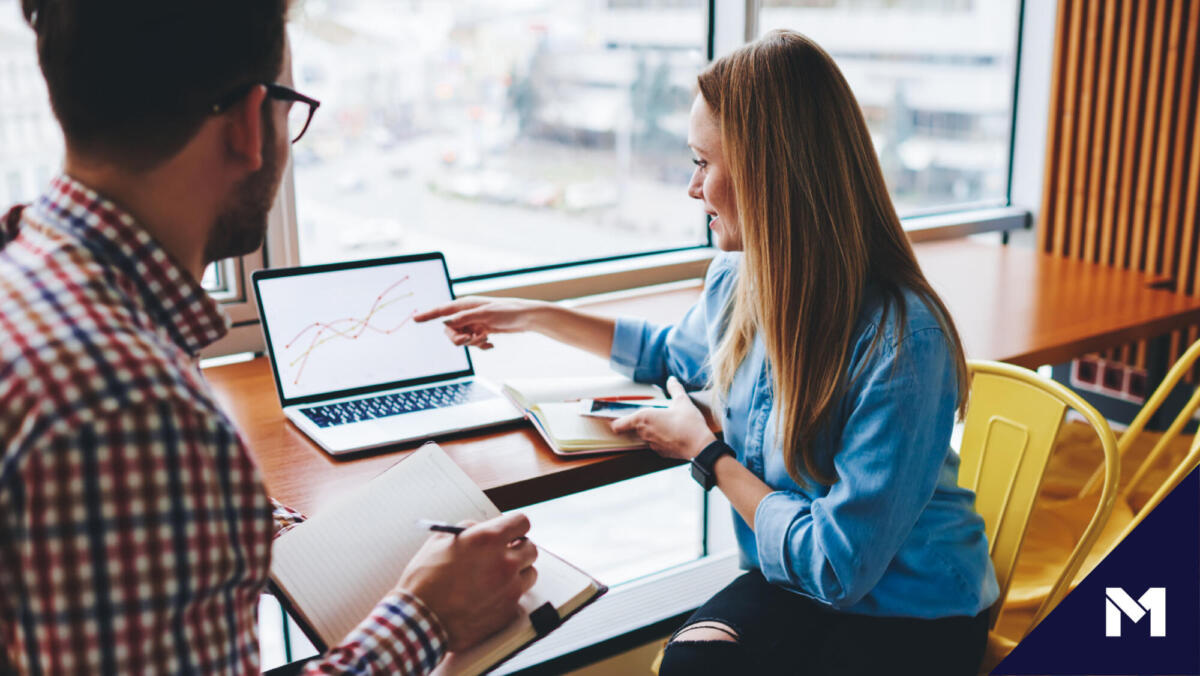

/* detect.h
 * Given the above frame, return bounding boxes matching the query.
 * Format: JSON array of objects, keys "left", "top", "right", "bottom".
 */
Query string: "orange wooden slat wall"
[{"left": 1040, "top": 0, "right": 1200, "bottom": 377}]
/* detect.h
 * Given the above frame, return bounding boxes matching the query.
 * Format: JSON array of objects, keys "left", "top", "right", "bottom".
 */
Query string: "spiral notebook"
[{"left": 269, "top": 443, "right": 607, "bottom": 675}]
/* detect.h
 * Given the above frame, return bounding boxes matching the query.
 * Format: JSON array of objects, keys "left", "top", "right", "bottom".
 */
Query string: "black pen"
[
  {"left": 417, "top": 518, "right": 531, "bottom": 544},
  {"left": 417, "top": 518, "right": 465, "bottom": 535}
]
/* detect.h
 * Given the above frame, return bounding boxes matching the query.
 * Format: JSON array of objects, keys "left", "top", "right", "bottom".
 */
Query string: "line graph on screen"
[{"left": 283, "top": 276, "right": 417, "bottom": 385}]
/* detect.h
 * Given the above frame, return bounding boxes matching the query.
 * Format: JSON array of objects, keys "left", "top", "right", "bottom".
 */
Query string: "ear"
[{"left": 224, "top": 85, "right": 268, "bottom": 172}]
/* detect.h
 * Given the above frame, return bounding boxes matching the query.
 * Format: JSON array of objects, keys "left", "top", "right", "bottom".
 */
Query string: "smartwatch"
[{"left": 690, "top": 439, "right": 735, "bottom": 491}]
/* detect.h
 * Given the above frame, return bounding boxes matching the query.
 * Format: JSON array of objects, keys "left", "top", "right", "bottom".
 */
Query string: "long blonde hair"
[{"left": 703, "top": 31, "right": 968, "bottom": 486}]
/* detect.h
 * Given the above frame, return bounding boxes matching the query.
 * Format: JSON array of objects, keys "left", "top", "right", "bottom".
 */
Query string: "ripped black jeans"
[{"left": 660, "top": 570, "right": 988, "bottom": 676}]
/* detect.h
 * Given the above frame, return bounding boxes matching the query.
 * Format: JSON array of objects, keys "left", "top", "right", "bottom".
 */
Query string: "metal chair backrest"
[{"left": 958, "top": 360, "right": 1120, "bottom": 636}]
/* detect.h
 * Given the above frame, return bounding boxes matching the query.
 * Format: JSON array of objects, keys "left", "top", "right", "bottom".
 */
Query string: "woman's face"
[{"left": 687, "top": 95, "right": 742, "bottom": 251}]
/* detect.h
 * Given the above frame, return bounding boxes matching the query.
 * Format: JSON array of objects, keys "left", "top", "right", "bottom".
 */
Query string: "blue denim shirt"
[{"left": 610, "top": 253, "right": 1000, "bottom": 618}]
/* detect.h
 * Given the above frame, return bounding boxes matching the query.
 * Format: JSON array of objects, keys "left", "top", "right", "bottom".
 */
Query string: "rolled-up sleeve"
[
  {"left": 609, "top": 256, "right": 737, "bottom": 388},
  {"left": 753, "top": 327, "right": 958, "bottom": 608}
]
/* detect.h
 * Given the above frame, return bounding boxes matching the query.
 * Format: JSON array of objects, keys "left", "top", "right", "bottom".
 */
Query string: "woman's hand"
[
  {"left": 413, "top": 296, "right": 547, "bottom": 350},
  {"left": 611, "top": 377, "right": 717, "bottom": 461}
]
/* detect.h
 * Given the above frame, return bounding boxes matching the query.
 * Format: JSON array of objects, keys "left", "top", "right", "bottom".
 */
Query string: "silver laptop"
[{"left": 252, "top": 252, "right": 521, "bottom": 455}]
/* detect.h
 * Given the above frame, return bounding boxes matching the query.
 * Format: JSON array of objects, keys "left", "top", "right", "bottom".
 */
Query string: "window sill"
[
  {"left": 455, "top": 206, "right": 1031, "bottom": 302},
  {"left": 454, "top": 248, "right": 717, "bottom": 302}
]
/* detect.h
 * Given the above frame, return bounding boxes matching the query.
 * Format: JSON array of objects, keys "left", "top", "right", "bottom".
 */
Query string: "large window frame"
[
  {"left": 205, "top": 0, "right": 1050, "bottom": 361},
  {"left": 238, "top": 1, "right": 1059, "bottom": 667}
]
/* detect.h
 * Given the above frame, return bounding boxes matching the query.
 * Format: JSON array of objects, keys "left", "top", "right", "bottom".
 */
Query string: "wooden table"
[
  {"left": 916, "top": 240, "right": 1200, "bottom": 369},
  {"left": 206, "top": 240, "right": 1200, "bottom": 515},
  {"left": 207, "top": 283, "right": 700, "bottom": 515}
]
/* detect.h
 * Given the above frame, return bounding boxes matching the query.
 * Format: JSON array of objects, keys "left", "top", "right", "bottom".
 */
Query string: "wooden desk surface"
[
  {"left": 916, "top": 240, "right": 1200, "bottom": 368},
  {"left": 206, "top": 240, "right": 1200, "bottom": 515},
  {"left": 207, "top": 283, "right": 699, "bottom": 515}
]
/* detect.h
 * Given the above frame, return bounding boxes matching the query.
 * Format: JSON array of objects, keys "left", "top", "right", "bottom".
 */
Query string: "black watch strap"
[{"left": 690, "top": 439, "right": 734, "bottom": 491}]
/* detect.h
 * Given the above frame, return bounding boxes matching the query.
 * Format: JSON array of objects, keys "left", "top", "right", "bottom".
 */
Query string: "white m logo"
[{"left": 1105, "top": 587, "right": 1166, "bottom": 637}]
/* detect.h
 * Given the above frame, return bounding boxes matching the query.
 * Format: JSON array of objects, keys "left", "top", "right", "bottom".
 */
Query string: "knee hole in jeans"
[{"left": 669, "top": 621, "right": 740, "bottom": 644}]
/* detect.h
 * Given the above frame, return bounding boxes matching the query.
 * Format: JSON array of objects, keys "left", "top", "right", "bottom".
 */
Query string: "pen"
[
  {"left": 417, "top": 518, "right": 530, "bottom": 544},
  {"left": 593, "top": 395, "right": 657, "bottom": 402},
  {"left": 417, "top": 518, "right": 465, "bottom": 535}
]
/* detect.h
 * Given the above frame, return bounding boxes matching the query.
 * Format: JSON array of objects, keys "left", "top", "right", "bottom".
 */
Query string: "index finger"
[
  {"left": 480, "top": 512, "right": 532, "bottom": 543},
  {"left": 413, "top": 298, "right": 477, "bottom": 323}
]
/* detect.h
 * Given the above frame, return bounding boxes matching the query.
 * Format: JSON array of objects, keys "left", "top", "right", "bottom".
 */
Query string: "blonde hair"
[{"left": 702, "top": 30, "right": 968, "bottom": 486}]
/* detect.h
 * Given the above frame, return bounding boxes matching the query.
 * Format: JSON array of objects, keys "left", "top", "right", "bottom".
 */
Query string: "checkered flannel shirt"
[{"left": 0, "top": 176, "right": 448, "bottom": 674}]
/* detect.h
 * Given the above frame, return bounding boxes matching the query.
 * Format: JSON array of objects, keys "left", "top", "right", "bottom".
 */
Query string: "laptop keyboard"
[{"left": 299, "top": 381, "right": 498, "bottom": 428}]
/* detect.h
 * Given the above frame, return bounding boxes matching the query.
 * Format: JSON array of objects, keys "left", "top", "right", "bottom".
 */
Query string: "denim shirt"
[{"left": 610, "top": 253, "right": 1000, "bottom": 619}]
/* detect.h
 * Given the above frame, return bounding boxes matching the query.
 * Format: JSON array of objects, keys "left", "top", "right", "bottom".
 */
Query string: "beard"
[{"left": 204, "top": 118, "right": 284, "bottom": 262}]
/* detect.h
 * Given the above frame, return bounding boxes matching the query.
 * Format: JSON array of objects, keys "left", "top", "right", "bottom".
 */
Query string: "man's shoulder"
[{"left": 0, "top": 254, "right": 220, "bottom": 439}]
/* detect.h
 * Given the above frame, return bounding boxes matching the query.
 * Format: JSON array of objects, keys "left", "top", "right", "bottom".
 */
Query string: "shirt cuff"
[
  {"left": 609, "top": 317, "right": 647, "bottom": 379},
  {"left": 271, "top": 497, "right": 307, "bottom": 538},
  {"left": 314, "top": 589, "right": 448, "bottom": 676},
  {"left": 753, "top": 491, "right": 842, "bottom": 603},
  {"left": 754, "top": 491, "right": 798, "bottom": 586}
]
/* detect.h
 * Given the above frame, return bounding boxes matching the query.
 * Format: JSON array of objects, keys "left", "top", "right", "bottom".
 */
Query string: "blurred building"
[{"left": 0, "top": 6, "right": 62, "bottom": 205}]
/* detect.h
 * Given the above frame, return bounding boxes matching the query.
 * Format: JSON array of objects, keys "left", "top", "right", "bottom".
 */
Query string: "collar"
[{"left": 30, "top": 174, "right": 230, "bottom": 356}]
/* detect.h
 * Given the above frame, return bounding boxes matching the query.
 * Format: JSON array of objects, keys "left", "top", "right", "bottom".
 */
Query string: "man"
[{"left": 0, "top": 1, "right": 537, "bottom": 673}]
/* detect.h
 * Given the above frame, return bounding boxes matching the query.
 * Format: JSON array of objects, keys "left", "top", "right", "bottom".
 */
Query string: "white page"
[
  {"left": 271, "top": 443, "right": 500, "bottom": 645},
  {"left": 504, "top": 376, "right": 661, "bottom": 406},
  {"left": 533, "top": 402, "right": 642, "bottom": 447}
]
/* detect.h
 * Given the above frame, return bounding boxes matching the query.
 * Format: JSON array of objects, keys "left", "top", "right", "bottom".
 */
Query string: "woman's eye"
[{"left": 692, "top": 158, "right": 706, "bottom": 169}]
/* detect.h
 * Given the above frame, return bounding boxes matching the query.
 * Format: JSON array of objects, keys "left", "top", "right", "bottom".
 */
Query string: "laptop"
[{"left": 252, "top": 252, "right": 522, "bottom": 455}]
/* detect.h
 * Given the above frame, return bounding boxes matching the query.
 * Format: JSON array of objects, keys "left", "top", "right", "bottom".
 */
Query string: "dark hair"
[{"left": 22, "top": 0, "right": 288, "bottom": 170}]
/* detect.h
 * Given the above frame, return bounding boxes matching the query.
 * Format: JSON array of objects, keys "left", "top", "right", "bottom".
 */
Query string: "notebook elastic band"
[{"left": 530, "top": 601, "right": 561, "bottom": 637}]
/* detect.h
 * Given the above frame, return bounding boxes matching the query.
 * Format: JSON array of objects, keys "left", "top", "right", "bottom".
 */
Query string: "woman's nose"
[{"left": 687, "top": 171, "right": 702, "bottom": 199}]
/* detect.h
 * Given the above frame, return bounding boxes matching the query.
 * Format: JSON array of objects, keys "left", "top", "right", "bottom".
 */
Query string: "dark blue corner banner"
[{"left": 993, "top": 466, "right": 1200, "bottom": 675}]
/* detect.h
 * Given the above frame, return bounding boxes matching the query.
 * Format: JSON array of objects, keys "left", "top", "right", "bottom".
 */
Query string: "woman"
[{"left": 415, "top": 30, "right": 998, "bottom": 675}]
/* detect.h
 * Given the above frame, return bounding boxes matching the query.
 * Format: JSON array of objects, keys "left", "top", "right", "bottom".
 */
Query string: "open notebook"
[
  {"left": 502, "top": 376, "right": 665, "bottom": 455},
  {"left": 270, "top": 443, "right": 606, "bottom": 675}
]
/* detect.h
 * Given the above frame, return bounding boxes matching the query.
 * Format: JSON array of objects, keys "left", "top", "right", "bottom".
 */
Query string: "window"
[
  {"left": 0, "top": 0, "right": 265, "bottom": 356},
  {"left": 758, "top": 0, "right": 1021, "bottom": 215},
  {"left": 0, "top": 6, "right": 62, "bottom": 206},
  {"left": 287, "top": 0, "right": 710, "bottom": 280}
]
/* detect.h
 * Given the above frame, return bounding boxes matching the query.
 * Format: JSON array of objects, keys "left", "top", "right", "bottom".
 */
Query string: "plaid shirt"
[{"left": 0, "top": 176, "right": 447, "bottom": 674}]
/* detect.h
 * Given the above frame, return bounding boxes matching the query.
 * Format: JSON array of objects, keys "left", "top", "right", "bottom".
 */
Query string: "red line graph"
[{"left": 283, "top": 276, "right": 417, "bottom": 385}]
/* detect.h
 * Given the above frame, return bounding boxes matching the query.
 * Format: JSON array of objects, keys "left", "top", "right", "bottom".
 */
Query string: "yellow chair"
[
  {"left": 957, "top": 360, "right": 1119, "bottom": 669},
  {"left": 1118, "top": 430, "right": 1200, "bottom": 535},
  {"left": 654, "top": 360, "right": 1121, "bottom": 674},
  {"left": 1003, "top": 339, "right": 1200, "bottom": 612}
]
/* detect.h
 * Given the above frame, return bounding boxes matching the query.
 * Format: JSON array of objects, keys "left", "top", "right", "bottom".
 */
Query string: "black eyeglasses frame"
[{"left": 211, "top": 82, "right": 321, "bottom": 144}]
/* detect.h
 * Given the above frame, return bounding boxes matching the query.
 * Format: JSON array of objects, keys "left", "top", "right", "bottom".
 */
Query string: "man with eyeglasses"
[{"left": 0, "top": 2, "right": 537, "bottom": 674}]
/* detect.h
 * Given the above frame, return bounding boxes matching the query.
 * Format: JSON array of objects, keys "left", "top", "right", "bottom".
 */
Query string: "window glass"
[
  {"left": 520, "top": 466, "right": 703, "bottom": 585},
  {"left": 0, "top": 2, "right": 231, "bottom": 295},
  {"left": 289, "top": 0, "right": 709, "bottom": 279},
  {"left": 0, "top": 3, "right": 62, "bottom": 205},
  {"left": 758, "top": 0, "right": 1020, "bottom": 214}
]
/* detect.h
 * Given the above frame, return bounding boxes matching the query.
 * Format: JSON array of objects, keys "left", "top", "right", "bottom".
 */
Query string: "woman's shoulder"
[
  {"left": 706, "top": 251, "right": 741, "bottom": 281},
  {"left": 701, "top": 252, "right": 741, "bottom": 299}
]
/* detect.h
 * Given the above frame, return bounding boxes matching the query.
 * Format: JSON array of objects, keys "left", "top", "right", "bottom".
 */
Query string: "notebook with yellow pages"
[
  {"left": 501, "top": 376, "right": 667, "bottom": 455},
  {"left": 269, "top": 442, "right": 607, "bottom": 676}
]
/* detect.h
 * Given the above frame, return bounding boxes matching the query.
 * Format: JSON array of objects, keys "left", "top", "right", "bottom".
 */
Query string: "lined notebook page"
[
  {"left": 504, "top": 376, "right": 661, "bottom": 408},
  {"left": 271, "top": 443, "right": 500, "bottom": 646}
]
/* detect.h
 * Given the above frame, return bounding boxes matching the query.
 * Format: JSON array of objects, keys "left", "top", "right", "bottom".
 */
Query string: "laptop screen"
[{"left": 253, "top": 254, "right": 473, "bottom": 405}]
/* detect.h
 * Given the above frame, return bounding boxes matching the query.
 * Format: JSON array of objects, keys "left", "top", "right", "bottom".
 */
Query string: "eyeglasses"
[{"left": 211, "top": 82, "right": 321, "bottom": 144}]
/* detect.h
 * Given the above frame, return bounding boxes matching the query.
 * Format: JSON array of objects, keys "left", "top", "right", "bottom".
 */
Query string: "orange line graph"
[{"left": 283, "top": 276, "right": 417, "bottom": 385}]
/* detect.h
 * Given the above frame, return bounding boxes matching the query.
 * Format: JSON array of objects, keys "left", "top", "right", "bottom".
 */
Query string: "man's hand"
[
  {"left": 611, "top": 377, "right": 717, "bottom": 461},
  {"left": 397, "top": 513, "right": 538, "bottom": 652}
]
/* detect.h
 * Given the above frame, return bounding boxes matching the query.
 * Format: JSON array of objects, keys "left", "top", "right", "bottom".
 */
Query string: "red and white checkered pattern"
[{"left": 0, "top": 176, "right": 446, "bottom": 674}]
